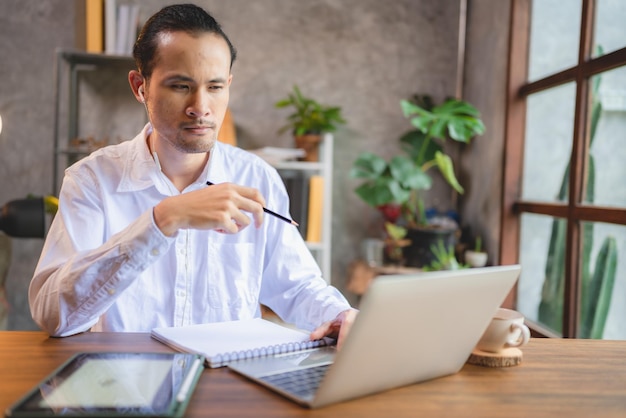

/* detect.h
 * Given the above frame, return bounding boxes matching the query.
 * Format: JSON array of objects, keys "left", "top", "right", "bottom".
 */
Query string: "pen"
[{"left": 206, "top": 181, "right": 299, "bottom": 226}]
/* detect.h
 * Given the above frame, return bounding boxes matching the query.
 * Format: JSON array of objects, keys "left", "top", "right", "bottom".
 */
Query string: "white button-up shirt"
[{"left": 30, "top": 124, "right": 350, "bottom": 337}]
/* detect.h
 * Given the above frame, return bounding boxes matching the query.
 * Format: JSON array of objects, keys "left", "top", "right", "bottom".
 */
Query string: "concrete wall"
[
  {"left": 0, "top": 1, "right": 78, "bottom": 329},
  {"left": 0, "top": 0, "right": 509, "bottom": 330},
  {"left": 459, "top": 0, "right": 511, "bottom": 267}
]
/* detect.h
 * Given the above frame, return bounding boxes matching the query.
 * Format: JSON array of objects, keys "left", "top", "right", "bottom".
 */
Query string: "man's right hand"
[{"left": 153, "top": 182, "right": 266, "bottom": 236}]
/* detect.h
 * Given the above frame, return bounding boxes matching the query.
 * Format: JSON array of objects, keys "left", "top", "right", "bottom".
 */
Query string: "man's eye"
[
  {"left": 209, "top": 85, "right": 223, "bottom": 91},
  {"left": 172, "top": 84, "right": 189, "bottom": 91}
]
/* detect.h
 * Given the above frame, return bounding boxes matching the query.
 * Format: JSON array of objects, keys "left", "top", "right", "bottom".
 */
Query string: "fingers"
[
  {"left": 310, "top": 321, "right": 333, "bottom": 342},
  {"left": 310, "top": 309, "right": 358, "bottom": 350},
  {"left": 201, "top": 182, "right": 265, "bottom": 232},
  {"left": 154, "top": 182, "right": 267, "bottom": 235},
  {"left": 335, "top": 309, "right": 357, "bottom": 350},
  {"left": 227, "top": 184, "right": 265, "bottom": 228}
]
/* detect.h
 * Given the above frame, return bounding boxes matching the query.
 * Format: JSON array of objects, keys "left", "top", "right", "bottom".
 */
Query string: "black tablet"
[{"left": 5, "top": 352, "right": 205, "bottom": 418}]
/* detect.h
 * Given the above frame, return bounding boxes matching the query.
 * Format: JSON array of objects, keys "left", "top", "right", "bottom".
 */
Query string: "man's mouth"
[{"left": 182, "top": 124, "right": 216, "bottom": 135}]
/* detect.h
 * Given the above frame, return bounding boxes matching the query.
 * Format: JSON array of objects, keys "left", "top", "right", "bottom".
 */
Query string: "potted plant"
[
  {"left": 351, "top": 94, "right": 485, "bottom": 267},
  {"left": 275, "top": 85, "right": 346, "bottom": 162},
  {"left": 464, "top": 236, "right": 488, "bottom": 268}
]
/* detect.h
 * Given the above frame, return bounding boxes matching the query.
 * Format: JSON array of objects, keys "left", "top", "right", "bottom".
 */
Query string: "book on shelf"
[
  {"left": 279, "top": 169, "right": 309, "bottom": 239},
  {"left": 104, "top": 0, "right": 116, "bottom": 54},
  {"left": 306, "top": 175, "right": 324, "bottom": 243},
  {"left": 249, "top": 146, "right": 305, "bottom": 165},
  {"left": 114, "top": 3, "right": 129, "bottom": 55},
  {"left": 125, "top": 4, "right": 140, "bottom": 55},
  {"left": 85, "top": 0, "right": 104, "bottom": 53},
  {"left": 105, "top": 0, "right": 140, "bottom": 55},
  {"left": 151, "top": 318, "right": 332, "bottom": 368}
]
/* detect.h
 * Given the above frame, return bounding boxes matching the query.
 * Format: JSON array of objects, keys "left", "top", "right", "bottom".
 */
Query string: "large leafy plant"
[{"left": 351, "top": 95, "right": 485, "bottom": 228}]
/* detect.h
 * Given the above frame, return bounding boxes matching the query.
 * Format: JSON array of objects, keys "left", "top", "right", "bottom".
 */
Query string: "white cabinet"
[{"left": 272, "top": 134, "right": 333, "bottom": 283}]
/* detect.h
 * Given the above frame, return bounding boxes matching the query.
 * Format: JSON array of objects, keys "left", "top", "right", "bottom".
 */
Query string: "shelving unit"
[
  {"left": 52, "top": 49, "right": 334, "bottom": 283},
  {"left": 273, "top": 134, "right": 334, "bottom": 282},
  {"left": 52, "top": 48, "right": 142, "bottom": 195}
]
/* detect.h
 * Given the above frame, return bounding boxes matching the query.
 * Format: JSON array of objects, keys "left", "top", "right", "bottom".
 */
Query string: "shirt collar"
[
  {"left": 118, "top": 123, "right": 230, "bottom": 193},
  {"left": 117, "top": 124, "right": 159, "bottom": 193},
  {"left": 203, "top": 140, "right": 230, "bottom": 186}
]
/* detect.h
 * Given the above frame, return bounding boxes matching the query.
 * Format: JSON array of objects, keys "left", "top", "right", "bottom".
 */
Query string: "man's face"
[{"left": 144, "top": 31, "right": 232, "bottom": 154}]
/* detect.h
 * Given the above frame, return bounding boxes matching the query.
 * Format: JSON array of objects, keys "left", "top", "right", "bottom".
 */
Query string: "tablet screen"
[{"left": 7, "top": 352, "right": 204, "bottom": 417}]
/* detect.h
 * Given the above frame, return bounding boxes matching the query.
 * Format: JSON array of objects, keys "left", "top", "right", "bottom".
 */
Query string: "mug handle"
[{"left": 506, "top": 323, "right": 530, "bottom": 348}]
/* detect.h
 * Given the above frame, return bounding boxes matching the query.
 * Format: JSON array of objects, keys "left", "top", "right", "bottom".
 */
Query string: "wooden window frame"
[{"left": 502, "top": 0, "right": 626, "bottom": 337}]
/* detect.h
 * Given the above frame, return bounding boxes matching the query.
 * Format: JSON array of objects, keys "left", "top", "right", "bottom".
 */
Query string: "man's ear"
[{"left": 128, "top": 70, "right": 145, "bottom": 103}]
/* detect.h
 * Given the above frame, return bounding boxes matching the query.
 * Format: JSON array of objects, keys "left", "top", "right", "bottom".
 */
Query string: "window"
[{"left": 503, "top": 0, "right": 626, "bottom": 338}]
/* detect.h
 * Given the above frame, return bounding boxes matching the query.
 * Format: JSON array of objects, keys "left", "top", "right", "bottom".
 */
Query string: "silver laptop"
[{"left": 229, "top": 264, "right": 522, "bottom": 408}]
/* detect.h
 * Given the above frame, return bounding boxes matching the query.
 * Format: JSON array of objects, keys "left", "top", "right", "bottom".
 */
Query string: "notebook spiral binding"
[{"left": 212, "top": 338, "right": 330, "bottom": 367}]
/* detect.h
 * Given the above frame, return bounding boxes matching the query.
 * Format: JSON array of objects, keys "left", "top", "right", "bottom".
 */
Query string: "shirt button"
[
  {"left": 150, "top": 248, "right": 160, "bottom": 256},
  {"left": 107, "top": 288, "right": 116, "bottom": 295}
]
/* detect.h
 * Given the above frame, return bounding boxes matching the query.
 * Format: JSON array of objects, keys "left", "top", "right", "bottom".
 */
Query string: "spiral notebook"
[{"left": 151, "top": 318, "right": 331, "bottom": 368}]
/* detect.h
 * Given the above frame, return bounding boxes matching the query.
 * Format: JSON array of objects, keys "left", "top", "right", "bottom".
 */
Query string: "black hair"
[{"left": 133, "top": 3, "right": 237, "bottom": 78}]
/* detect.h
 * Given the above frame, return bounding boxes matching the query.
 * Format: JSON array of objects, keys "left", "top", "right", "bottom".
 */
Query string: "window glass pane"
[
  {"left": 586, "top": 66, "right": 626, "bottom": 208},
  {"left": 528, "top": 0, "right": 581, "bottom": 81},
  {"left": 522, "top": 83, "right": 576, "bottom": 202},
  {"left": 579, "top": 221, "right": 626, "bottom": 339},
  {"left": 517, "top": 213, "right": 565, "bottom": 337},
  {"left": 593, "top": 0, "right": 626, "bottom": 58}
]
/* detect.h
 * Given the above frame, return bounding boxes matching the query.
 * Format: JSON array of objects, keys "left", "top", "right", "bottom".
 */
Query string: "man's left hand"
[{"left": 310, "top": 309, "right": 358, "bottom": 350}]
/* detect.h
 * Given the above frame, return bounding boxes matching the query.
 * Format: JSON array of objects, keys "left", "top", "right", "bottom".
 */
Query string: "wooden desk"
[{"left": 2, "top": 331, "right": 626, "bottom": 418}]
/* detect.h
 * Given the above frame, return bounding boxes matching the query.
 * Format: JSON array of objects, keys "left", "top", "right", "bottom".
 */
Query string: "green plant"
[
  {"left": 351, "top": 94, "right": 485, "bottom": 228},
  {"left": 423, "top": 240, "right": 467, "bottom": 271},
  {"left": 275, "top": 85, "right": 346, "bottom": 136},
  {"left": 43, "top": 195, "right": 59, "bottom": 215},
  {"left": 581, "top": 236, "right": 618, "bottom": 338},
  {"left": 537, "top": 54, "right": 618, "bottom": 338},
  {"left": 383, "top": 222, "right": 411, "bottom": 264},
  {"left": 474, "top": 236, "right": 483, "bottom": 252}
]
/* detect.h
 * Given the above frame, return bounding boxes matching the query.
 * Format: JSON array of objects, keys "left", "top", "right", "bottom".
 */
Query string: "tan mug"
[{"left": 476, "top": 308, "right": 530, "bottom": 353}]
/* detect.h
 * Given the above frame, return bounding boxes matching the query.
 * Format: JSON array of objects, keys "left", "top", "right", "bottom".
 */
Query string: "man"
[{"left": 30, "top": 4, "right": 355, "bottom": 346}]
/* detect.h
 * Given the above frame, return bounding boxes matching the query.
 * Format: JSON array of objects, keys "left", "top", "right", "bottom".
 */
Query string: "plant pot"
[
  {"left": 294, "top": 134, "right": 322, "bottom": 162},
  {"left": 465, "top": 250, "right": 488, "bottom": 268},
  {"left": 403, "top": 226, "right": 457, "bottom": 268},
  {"left": 0, "top": 198, "right": 45, "bottom": 238},
  {"left": 377, "top": 204, "right": 402, "bottom": 223}
]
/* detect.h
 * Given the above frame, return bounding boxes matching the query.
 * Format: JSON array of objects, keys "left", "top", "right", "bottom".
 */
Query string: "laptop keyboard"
[{"left": 259, "top": 364, "right": 331, "bottom": 398}]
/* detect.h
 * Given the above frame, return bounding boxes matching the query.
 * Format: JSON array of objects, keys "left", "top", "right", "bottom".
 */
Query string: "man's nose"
[{"left": 186, "top": 91, "right": 211, "bottom": 118}]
